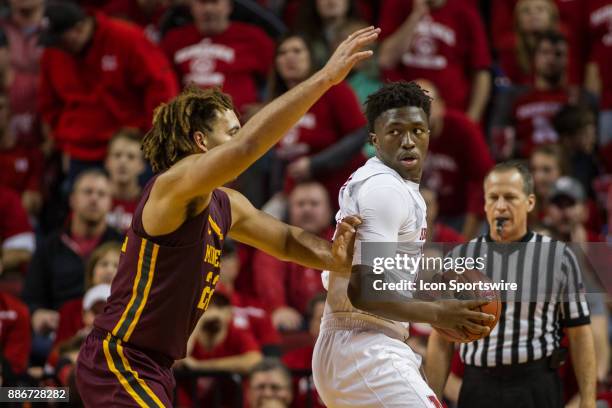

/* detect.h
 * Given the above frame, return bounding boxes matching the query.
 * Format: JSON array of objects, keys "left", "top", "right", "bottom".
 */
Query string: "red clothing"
[
  {"left": 39, "top": 14, "right": 178, "bottom": 161},
  {"left": 434, "top": 223, "right": 465, "bottom": 243},
  {"left": 252, "top": 228, "right": 333, "bottom": 314},
  {"left": 587, "top": 0, "right": 612, "bottom": 109},
  {"left": 161, "top": 22, "right": 274, "bottom": 114},
  {"left": 54, "top": 297, "right": 84, "bottom": 347},
  {"left": 107, "top": 196, "right": 139, "bottom": 234},
  {"left": 0, "top": 186, "right": 33, "bottom": 246},
  {"left": 423, "top": 110, "right": 494, "bottom": 217},
  {"left": 191, "top": 321, "right": 260, "bottom": 360},
  {"left": 491, "top": 0, "right": 586, "bottom": 84},
  {"left": 511, "top": 88, "right": 569, "bottom": 158},
  {"left": 0, "top": 19, "right": 43, "bottom": 147},
  {"left": 0, "top": 292, "right": 31, "bottom": 374},
  {"left": 379, "top": 0, "right": 491, "bottom": 110},
  {"left": 230, "top": 292, "right": 281, "bottom": 347},
  {"left": 283, "top": 345, "right": 326, "bottom": 408},
  {"left": 280, "top": 81, "right": 366, "bottom": 203},
  {"left": 0, "top": 145, "right": 44, "bottom": 193}
]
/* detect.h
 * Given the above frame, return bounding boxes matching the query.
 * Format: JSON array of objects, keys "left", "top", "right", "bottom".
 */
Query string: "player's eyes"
[{"left": 389, "top": 129, "right": 400, "bottom": 136}]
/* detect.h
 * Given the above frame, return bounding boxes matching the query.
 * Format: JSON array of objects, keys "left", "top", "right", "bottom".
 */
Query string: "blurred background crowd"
[{"left": 0, "top": 0, "right": 610, "bottom": 407}]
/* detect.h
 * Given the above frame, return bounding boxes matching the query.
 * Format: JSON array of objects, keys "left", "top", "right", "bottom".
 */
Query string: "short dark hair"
[
  {"left": 485, "top": 160, "right": 534, "bottom": 196},
  {"left": 249, "top": 358, "right": 291, "bottom": 385},
  {"left": 552, "top": 104, "right": 595, "bottom": 137},
  {"left": 72, "top": 168, "right": 109, "bottom": 192},
  {"left": 109, "top": 128, "right": 142, "bottom": 148},
  {"left": 364, "top": 81, "right": 432, "bottom": 133},
  {"left": 534, "top": 30, "right": 567, "bottom": 52}
]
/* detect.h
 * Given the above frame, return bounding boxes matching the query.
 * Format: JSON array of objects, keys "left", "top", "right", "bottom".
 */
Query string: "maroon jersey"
[{"left": 95, "top": 176, "right": 232, "bottom": 360}]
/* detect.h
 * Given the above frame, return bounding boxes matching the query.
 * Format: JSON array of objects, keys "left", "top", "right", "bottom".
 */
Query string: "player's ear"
[
  {"left": 369, "top": 132, "right": 378, "bottom": 148},
  {"left": 193, "top": 131, "right": 209, "bottom": 153},
  {"left": 526, "top": 193, "right": 536, "bottom": 212}
]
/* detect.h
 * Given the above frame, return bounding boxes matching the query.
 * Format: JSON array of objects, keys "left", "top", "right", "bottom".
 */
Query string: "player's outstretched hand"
[
  {"left": 321, "top": 26, "right": 380, "bottom": 86},
  {"left": 433, "top": 299, "right": 495, "bottom": 338},
  {"left": 332, "top": 215, "right": 361, "bottom": 275}
]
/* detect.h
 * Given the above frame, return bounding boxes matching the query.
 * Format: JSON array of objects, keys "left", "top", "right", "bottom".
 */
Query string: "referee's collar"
[{"left": 485, "top": 230, "right": 533, "bottom": 243}]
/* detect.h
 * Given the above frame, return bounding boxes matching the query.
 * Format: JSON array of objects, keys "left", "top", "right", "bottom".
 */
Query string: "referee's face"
[{"left": 484, "top": 170, "right": 535, "bottom": 242}]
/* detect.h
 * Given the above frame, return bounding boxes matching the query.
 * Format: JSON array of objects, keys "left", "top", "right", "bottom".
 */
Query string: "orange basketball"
[{"left": 433, "top": 269, "right": 501, "bottom": 343}]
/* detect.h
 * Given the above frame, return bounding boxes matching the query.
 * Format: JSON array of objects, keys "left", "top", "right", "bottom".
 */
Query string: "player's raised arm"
[{"left": 164, "top": 26, "right": 378, "bottom": 201}]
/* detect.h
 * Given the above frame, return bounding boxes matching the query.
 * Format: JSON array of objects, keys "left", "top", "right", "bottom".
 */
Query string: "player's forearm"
[
  {"left": 425, "top": 331, "right": 454, "bottom": 399},
  {"left": 283, "top": 225, "right": 341, "bottom": 272},
  {"left": 235, "top": 71, "right": 333, "bottom": 162},
  {"left": 568, "top": 325, "right": 597, "bottom": 405},
  {"left": 466, "top": 70, "right": 491, "bottom": 122}
]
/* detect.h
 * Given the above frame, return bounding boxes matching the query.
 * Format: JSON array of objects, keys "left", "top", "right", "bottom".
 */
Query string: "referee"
[{"left": 425, "top": 161, "right": 597, "bottom": 408}]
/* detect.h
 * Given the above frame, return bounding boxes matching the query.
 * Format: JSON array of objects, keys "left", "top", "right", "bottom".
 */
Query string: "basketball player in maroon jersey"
[{"left": 75, "top": 27, "right": 380, "bottom": 407}]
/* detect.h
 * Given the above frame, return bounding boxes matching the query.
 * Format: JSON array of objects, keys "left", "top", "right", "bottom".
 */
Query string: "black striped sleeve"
[{"left": 559, "top": 246, "right": 591, "bottom": 327}]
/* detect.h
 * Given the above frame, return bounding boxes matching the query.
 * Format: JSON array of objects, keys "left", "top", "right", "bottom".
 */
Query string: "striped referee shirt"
[{"left": 451, "top": 231, "right": 591, "bottom": 367}]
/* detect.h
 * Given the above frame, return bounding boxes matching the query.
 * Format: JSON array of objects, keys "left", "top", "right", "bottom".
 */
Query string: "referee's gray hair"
[{"left": 485, "top": 160, "right": 534, "bottom": 196}]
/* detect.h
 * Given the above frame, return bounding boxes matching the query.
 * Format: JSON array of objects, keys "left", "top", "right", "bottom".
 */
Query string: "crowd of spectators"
[{"left": 0, "top": 0, "right": 610, "bottom": 407}]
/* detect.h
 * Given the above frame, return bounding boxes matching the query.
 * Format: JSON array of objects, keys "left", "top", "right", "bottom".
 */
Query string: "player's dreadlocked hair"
[
  {"left": 364, "top": 81, "right": 432, "bottom": 134},
  {"left": 142, "top": 86, "right": 234, "bottom": 173}
]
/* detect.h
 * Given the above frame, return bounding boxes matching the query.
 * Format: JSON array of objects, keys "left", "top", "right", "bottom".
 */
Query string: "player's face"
[
  {"left": 517, "top": 0, "right": 553, "bottom": 33},
  {"left": 288, "top": 184, "right": 331, "bottom": 234},
  {"left": 70, "top": 175, "right": 113, "bottom": 225},
  {"left": 248, "top": 370, "right": 292, "bottom": 408},
  {"left": 484, "top": 170, "right": 535, "bottom": 241},
  {"left": 371, "top": 106, "right": 429, "bottom": 183},
  {"left": 534, "top": 40, "right": 567, "bottom": 83},
  {"left": 530, "top": 152, "right": 561, "bottom": 198},
  {"left": 190, "top": 0, "right": 231, "bottom": 34},
  {"left": 276, "top": 37, "right": 311, "bottom": 86},
  {"left": 316, "top": 0, "right": 349, "bottom": 19},
  {"left": 105, "top": 138, "right": 145, "bottom": 186},
  {"left": 92, "top": 250, "right": 120, "bottom": 285},
  {"left": 205, "top": 109, "right": 241, "bottom": 150}
]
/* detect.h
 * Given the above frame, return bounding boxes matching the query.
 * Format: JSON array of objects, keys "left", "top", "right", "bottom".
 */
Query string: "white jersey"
[{"left": 321, "top": 156, "right": 427, "bottom": 339}]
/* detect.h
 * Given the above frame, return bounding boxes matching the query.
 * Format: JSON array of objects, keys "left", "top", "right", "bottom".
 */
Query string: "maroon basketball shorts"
[{"left": 76, "top": 328, "right": 175, "bottom": 407}]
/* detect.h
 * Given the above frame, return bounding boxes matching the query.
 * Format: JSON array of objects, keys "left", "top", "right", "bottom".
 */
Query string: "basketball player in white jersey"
[{"left": 313, "top": 82, "right": 495, "bottom": 407}]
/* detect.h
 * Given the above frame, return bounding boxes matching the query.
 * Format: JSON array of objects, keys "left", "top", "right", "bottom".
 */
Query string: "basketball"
[{"left": 433, "top": 269, "right": 501, "bottom": 343}]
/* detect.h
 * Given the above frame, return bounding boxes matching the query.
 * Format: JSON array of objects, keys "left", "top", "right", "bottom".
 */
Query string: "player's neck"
[{"left": 112, "top": 181, "right": 141, "bottom": 201}]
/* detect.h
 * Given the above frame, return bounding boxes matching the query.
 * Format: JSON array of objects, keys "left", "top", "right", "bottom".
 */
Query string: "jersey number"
[{"left": 197, "top": 271, "right": 219, "bottom": 311}]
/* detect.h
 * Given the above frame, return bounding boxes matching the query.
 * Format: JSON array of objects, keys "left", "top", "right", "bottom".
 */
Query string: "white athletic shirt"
[{"left": 322, "top": 156, "right": 428, "bottom": 337}]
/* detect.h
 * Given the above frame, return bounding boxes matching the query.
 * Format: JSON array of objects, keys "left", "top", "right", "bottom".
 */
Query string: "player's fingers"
[
  {"left": 341, "top": 215, "right": 362, "bottom": 227},
  {"left": 463, "top": 322, "right": 490, "bottom": 335},
  {"left": 346, "top": 25, "right": 376, "bottom": 42},
  {"left": 466, "top": 310, "right": 496, "bottom": 322},
  {"left": 463, "top": 299, "right": 491, "bottom": 309},
  {"left": 348, "top": 50, "right": 375, "bottom": 66}
]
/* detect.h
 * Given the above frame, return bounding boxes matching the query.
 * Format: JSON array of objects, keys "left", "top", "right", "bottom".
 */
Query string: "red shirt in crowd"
[
  {"left": 422, "top": 110, "right": 494, "bottom": 218},
  {"left": 0, "top": 145, "right": 43, "bottom": 194},
  {"left": 283, "top": 345, "right": 326, "bottom": 408},
  {"left": 161, "top": 22, "right": 274, "bottom": 114},
  {"left": 106, "top": 197, "right": 139, "bottom": 234},
  {"left": 511, "top": 88, "right": 569, "bottom": 158},
  {"left": 492, "top": 0, "right": 585, "bottom": 84},
  {"left": 0, "top": 292, "right": 31, "bottom": 375},
  {"left": 38, "top": 13, "right": 178, "bottom": 161},
  {"left": 433, "top": 223, "right": 465, "bottom": 243},
  {"left": 252, "top": 228, "right": 333, "bottom": 315},
  {"left": 0, "top": 186, "right": 34, "bottom": 253},
  {"left": 0, "top": 19, "right": 43, "bottom": 147},
  {"left": 54, "top": 297, "right": 83, "bottom": 347},
  {"left": 587, "top": 0, "right": 612, "bottom": 110},
  {"left": 230, "top": 291, "right": 281, "bottom": 347},
  {"left": 379, "top": 0, "right": 491, "bottom": 110},
  {"left": 279, "top": 81, "right": 366, "bottom": 204},
  {"left": 103, "top": 0, "right": 168, "bottom": 43}
]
